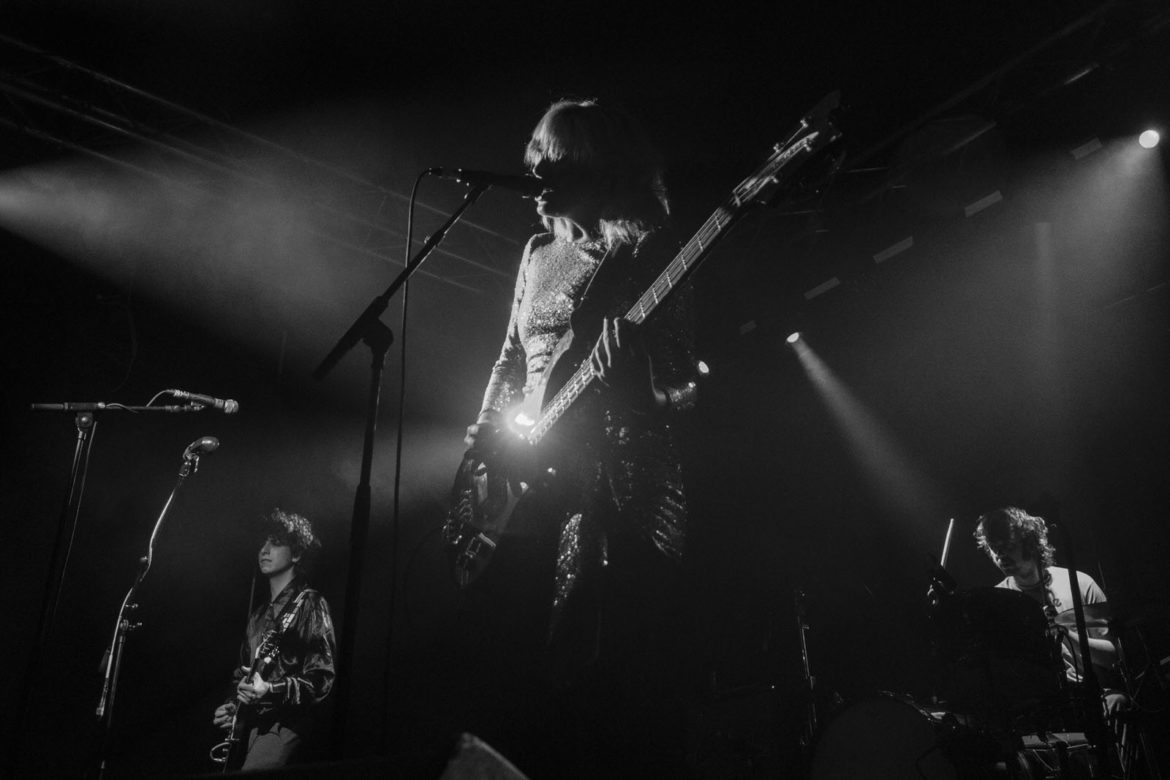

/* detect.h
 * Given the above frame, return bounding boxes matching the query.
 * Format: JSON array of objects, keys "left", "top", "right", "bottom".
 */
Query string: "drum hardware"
[
  {"left": 1053, "top": 603, "right": 1113, "bottom": 630},
  {"left": 932, "top": 587, "right": 1065, "bottom": 720},
  {"left": 1113, "top": 622, "right": 1166, "bottom": 780},
  {"left": 922, "top": 567, "right": 1078, "bottom": 776},
  {"left": 807, "top": 691, "right": 1032, "bottom": 779},
  {"left": 795, "top": 586, "right": 818, "bottom": 757},
  {"left": 1051, "top": 600, "right": 1169, "bottom": 780},
  {"left": 1053, "top": 600, "right": 1170, "bottom": 631},
  {"left": 1018, "top": 732, "right": 1093, "bottom": 779},
  {"left": 1045, "top": 522, "right": 1116, "bottom": 776}
]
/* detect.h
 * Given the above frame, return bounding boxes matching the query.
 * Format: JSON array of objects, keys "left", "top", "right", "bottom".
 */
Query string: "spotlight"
[
  {"left": 696, "top": 360, "right": 711, "bottom": 376},
  {"left": 1138, "top": 130, "right": 1160, "bottom": 149},
  {"left": 786, "top": 332, "right": 801, "bottom": 344}
]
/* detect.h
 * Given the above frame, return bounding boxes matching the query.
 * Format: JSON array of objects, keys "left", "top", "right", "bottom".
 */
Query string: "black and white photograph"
[{"left": 2, "top": 1, "right": 1168, "bottom": 777}]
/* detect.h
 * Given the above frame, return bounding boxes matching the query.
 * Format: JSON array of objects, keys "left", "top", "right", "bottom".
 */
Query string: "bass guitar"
[{"left": 444, "top": 92, "right": 843, "bottom": 588}]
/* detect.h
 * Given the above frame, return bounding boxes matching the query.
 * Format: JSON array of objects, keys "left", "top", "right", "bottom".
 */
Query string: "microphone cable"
[{"left": 378, "top": 167, "right": 430, "bottom": 746}]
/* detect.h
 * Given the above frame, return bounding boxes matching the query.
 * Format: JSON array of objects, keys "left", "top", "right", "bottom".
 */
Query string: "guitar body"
[
  {"left": 214, "top": 662, "right": 269, "bottom": 771},
  {"left": 525, "top": 304, "right": 608, "bottom": 450},
  {"left": 444, "top": 250, "right": 635, "bottom": 587},
  {"left": 444, "top": 91, "right": 842, "bottom": 588},
  {"left": 444, "top": 319, "right": 600, "bottom": 588},
  {"left": 220, "top": 702, "right": 249, "bottom": 770}
]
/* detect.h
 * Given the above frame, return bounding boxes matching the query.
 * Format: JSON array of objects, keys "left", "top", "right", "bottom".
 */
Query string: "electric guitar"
[
  {"left": 210, "top": 589, "right": 308, "bottom": 770},
  {"left": 444, "top": 92, "right": 843, "bottom": 588}
]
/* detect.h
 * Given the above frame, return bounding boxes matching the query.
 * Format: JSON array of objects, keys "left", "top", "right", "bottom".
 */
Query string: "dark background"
[{"left": 1, "top": 1, "right": 1168, "bottom": 776}]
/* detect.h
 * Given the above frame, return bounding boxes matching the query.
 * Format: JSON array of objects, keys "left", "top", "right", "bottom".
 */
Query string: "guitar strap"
[
  {"left": 577, "top": 241, "right": 623, "bottom": 310},
  {"left": 252, "top": 586, "right": 311, "bottom": 668},
  {"left": 576, "top": 238, "right": 647, "bottom": 323},
  {"left": 576, "top": 230, "right": 678, "bottom": 324}
]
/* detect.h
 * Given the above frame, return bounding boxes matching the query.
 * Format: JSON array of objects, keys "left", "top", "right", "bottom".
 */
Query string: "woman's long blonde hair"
[{"left": 524, "top": 99, "right": 669, "bottom": 247}]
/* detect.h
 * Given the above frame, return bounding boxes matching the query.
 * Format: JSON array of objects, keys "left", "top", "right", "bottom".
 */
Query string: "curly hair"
[
  {"left": 973, "top": 506, "right": 1056, "bottom": 568},
  {"left": 524, "top": 98, "right": 669, "bottom": 247},
  {"left": 258, "top": 508, "right": 320, "bottom": 561}
]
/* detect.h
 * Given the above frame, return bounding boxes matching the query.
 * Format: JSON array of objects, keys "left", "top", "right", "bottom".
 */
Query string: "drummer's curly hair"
[{"left": 973, "top": 506, "right": 1056, "bottom": 568}]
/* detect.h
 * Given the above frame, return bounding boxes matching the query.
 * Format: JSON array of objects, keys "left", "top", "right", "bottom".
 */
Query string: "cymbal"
[
  {"left": 1054, "top": 601, "right": 1170, "bottom": 629},
  {"left": 1054, "top": 603, "right": 1112, "bottom": 628}
]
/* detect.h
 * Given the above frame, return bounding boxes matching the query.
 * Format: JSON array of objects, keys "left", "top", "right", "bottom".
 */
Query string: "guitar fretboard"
[
  {"left": 525, "top": 204, "right": 741, "bottom": 446},
  {"left": 526, "top": 130, "right": 825, "bottom": 446}
]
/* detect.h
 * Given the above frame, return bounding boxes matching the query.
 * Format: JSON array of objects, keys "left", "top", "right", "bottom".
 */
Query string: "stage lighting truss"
[{"left": 0, "top": 34, "right": 518, "bottom": 294}]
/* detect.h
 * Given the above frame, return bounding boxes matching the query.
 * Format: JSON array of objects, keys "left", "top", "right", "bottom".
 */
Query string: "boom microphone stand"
[
  {"left": 7, "top": 400, "right": 205, "bottom": 777},
  {"left": 313, "top": 182, "right": 489, "bottom": 757},
  {"left": 94, "top": 435, "right": 220, "bottom": 779},
  {"left": 794, "top": 586, "right": 817, "bottom": 759}
]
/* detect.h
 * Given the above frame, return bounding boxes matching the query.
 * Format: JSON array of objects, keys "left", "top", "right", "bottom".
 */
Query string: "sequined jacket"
[
  {"left": 480, "top": 231, "right": 697, "bottom": 619},
  {"left": 226, "top": 578, "right": 336, "bottom": 727}
]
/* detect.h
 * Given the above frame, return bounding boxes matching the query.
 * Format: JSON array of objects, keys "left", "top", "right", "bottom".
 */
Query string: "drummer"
[{"left": 974, "top": 506, "right": 1127, "bottom": 714}]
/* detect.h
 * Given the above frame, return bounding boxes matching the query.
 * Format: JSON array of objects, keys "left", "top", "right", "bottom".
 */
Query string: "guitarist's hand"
[
  {"left": 464, "top": 418, "right": 533, "bottom": 491},
  {"left": 590, "top": 317, "right": 667, "bottom": 414},
  {"left": 463, "top": 419, "right": 502, "bottom": 458},
  {"left": 212, "top": 702, "right": 237, "bottom": 730},
  {"left": 236, "top": 668, "right": 272, "bottom": 704}
]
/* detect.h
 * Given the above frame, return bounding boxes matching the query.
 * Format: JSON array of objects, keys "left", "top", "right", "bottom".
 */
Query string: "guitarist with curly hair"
[{"left": 211, "top": 509, "right": 336, "bottom": 771}]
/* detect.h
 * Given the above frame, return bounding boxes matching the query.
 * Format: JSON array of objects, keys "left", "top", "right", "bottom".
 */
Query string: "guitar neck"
[
  {"left": 525, "top": 115, "right": 836, "bottom": 447},
  {"left": 625, "top": 204, "right": 739, "bottom": 327},
  {"left": 527, "top": 202, "right": 744, "bottom": 446}
]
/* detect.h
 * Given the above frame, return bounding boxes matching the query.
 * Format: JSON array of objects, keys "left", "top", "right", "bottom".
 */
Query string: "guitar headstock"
[{"left": 731, "top": 90, "right": 843, "bottom": 210}]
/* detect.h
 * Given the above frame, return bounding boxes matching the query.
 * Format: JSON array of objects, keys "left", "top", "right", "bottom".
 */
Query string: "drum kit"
[{"left": 807, "top": 588, "right": 1170, "bottom": 779}]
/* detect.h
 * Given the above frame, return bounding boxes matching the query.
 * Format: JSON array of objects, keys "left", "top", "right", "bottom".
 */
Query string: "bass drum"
[{"left": 809, "top": 693, "right": 1026, "bottom": 779}]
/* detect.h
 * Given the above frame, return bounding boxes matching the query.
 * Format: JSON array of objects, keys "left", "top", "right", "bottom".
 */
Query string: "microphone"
[
  {"left": 429, "top": 168, "right": 544, "bottom": 198},
  {"left": 184, "top": 436, "right": 220, "bottom": 457},
  {"left": 166, "top": 389, "right": 240, "bottom": 414}
]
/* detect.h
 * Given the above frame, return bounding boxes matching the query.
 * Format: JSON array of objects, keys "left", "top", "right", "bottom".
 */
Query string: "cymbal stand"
[
  {"left": 794, "top": 586, "right": 817, "bottom": 757},
  {"left": 1052, "top": 522, "right": 1112, "bottom": 777},
  {"left": 1128, "top": 625, "right": 1170, "bottom": 700},
  {"left": 1112, "top": 625, "right": 1163, "bottom": 780}
]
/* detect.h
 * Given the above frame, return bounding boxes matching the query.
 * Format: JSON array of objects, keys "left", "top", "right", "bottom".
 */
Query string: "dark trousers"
[{"left": 241, "top": 721, "right": 302, "bottom": 771}]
